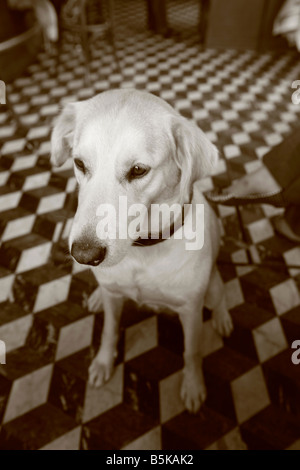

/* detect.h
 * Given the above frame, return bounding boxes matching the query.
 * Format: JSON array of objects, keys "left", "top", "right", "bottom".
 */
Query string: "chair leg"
[
  {"left": 235, "top": 205, "right": 254, "bottom": 265},
  {"left": 107, "top": 0, "right": 121, "bottom": 73},
  {"left": 79, "top": 0, "right": 92, "bottom": 84},
  {"left": 79, "top": 0, "right": 91, "bottom": 61},
  {"left": 199, "top": 0, "right": 210, "bottom": 46}
]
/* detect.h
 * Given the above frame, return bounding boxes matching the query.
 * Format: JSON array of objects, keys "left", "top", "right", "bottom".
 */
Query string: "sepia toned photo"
[{"left": 0, "top": 0, "right": 300, "bottom": 453}]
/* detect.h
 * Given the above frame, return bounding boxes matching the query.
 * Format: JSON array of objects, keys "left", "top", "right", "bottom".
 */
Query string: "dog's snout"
[{"left": 71, "top": 238, "right": 107, "bottom": 266}]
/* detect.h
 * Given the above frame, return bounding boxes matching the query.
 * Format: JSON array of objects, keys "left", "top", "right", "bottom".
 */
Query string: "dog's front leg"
[
  {"left": 179, "top": 302, "right": 206, "bottom": 414},
  {"left": 89, "top": 286, "right": 124, "bottom": 387}
]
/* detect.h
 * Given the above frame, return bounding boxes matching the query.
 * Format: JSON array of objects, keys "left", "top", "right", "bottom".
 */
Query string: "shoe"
[
  {"left": 273, "top": 215, "right": 300, "bottom": 243},
  {"left": 205, "top": 189, "right": 286, "bottom": 207}
]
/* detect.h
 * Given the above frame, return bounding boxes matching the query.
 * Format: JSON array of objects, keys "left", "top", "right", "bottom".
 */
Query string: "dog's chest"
[{"left": 96, "top": 250, "right": 189, "bottom": 311}]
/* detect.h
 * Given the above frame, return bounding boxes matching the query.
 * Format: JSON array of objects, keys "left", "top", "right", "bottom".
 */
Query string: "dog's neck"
[{"left": 132, "top": 193, "right": 192, "bottom": 247}]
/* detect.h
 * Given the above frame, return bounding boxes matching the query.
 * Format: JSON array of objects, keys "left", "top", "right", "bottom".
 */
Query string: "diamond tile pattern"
[{"left": 0, "top": 0, "right": 300, "bottom": 450}]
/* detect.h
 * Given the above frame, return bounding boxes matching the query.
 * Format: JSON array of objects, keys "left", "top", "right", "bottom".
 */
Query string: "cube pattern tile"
[{"left": 0, "top": 0, "right": 300, "bottom": 450}]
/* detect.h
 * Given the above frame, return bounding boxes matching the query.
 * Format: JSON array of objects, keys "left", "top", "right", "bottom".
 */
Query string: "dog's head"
[{"left": 51, "top": 90, "right": 218, "bottom": 267}]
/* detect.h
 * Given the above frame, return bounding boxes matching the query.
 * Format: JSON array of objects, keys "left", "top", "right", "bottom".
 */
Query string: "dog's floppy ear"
[
  {"left": 51, "top": 102, "right": 77, "bottom": 167},
  {"left": 171, "top": 116, "right": 219, "bottom": 203}
]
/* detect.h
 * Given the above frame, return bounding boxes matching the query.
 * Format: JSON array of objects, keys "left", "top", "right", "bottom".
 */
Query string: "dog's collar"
[{"left": 132, "top": 200, "right": 190, "bottom": 247}]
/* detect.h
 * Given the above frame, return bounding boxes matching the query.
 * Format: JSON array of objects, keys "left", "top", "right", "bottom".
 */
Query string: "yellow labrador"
[{"left": 51, "top": 89, "right": 233, "bottom": 413}]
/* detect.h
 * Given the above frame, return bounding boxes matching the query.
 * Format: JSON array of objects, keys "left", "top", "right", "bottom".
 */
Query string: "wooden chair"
[{"left": 59, "top": 0, "right": 119, "bottom": 72}]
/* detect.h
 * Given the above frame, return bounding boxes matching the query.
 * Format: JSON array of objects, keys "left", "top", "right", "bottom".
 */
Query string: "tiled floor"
[{"left": 0, "top": 0, "right": 300, "bottom": 450}]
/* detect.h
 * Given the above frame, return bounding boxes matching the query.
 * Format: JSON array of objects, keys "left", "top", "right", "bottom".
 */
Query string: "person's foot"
[
  {"left": 206, "top": 164, "right": 285, "bottom": 207},
  {"left": 227, "top": 165, "right": 281, "bottom": 196},
  {"left": 273, "top": 215, "right": 300, "bottom": 243}
]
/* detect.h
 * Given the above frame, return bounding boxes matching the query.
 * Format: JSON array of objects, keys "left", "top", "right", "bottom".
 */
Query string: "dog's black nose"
[{"left": 71, "top": 239, "right": 106, "bottom": 266}]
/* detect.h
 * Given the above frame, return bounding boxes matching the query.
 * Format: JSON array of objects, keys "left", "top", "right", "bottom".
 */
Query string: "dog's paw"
[
  {"left": 180, "top": 366, "right": 207, "bottom": 414},
  {"left": 87, "top": 287, "right": 103, "bottom": 312},
  {"left": 88, "top": 356, "right": 114, "bottom": 388},
  {"left": 212, "top": 308, "right": 233, "bottom": 337}
]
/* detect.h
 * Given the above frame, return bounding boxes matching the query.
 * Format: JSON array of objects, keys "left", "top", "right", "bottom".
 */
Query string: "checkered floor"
[{"left": 1, "top": 0, "right": 300, "bottom": 450}]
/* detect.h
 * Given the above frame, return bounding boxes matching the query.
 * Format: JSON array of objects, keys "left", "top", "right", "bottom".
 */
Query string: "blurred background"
[{"left": 0, "top": 0, "right": 300, "bottom": 450}]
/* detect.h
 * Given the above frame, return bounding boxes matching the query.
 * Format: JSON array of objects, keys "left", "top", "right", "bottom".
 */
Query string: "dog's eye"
[
  {"left": 74, "top": 158, "right": 86, "bottom": 174},
  {"left": 128, "top": 165, "right": 149, "bottom": 180}
]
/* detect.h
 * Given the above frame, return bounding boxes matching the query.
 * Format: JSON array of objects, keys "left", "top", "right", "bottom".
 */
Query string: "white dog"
[{"left": 51, "top": 89, "right": 233, "bottom": 413}]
